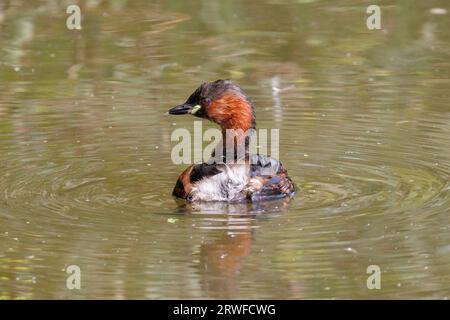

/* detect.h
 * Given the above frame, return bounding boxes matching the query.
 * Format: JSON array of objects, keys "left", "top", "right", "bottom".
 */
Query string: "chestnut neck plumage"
[{"left": 207, "top": 93, "right": 255, "bottom": 163}]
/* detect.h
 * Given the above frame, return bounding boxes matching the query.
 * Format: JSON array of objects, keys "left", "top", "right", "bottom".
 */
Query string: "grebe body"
[{"left": 169, "top": 80, "right": 295, "bottom": 202}]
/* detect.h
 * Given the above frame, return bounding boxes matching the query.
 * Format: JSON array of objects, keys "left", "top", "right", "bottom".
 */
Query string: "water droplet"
[{"left": 345, "top": 247, "right": 358, "bottom": 254}]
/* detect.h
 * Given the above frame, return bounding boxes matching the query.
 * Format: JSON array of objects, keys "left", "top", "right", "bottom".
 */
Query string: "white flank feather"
[{"left": 190, "top": 164, "right": 249, "bottom": 202}]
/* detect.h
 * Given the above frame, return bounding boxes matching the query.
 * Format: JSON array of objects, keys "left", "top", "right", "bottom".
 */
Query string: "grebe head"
[{"left": 169, "top": 80, "right": 255, "bottom": 130}]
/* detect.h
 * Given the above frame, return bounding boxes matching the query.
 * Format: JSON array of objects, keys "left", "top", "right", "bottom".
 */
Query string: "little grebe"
[{"left": 169, "top": 79, "right": 295, "bottom": 202}]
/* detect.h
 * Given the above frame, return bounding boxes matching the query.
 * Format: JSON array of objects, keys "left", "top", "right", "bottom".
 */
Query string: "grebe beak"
[{"left": 168, "top": 103, "right": 201, "bottom": 115}]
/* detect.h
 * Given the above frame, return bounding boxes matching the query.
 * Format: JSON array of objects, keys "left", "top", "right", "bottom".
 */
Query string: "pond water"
[{"left": 0, "top": 0, "right": 449, "bottom": 299}]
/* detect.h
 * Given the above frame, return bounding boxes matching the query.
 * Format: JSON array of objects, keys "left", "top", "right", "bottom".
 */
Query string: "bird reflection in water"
[{"left": 176, "top": 198, "right": 293, "bottom": 298}]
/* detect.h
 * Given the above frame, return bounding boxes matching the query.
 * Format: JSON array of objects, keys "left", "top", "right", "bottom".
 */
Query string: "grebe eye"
[{"left": 202, "top": 97, "right": 211, "bottom": 106}]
